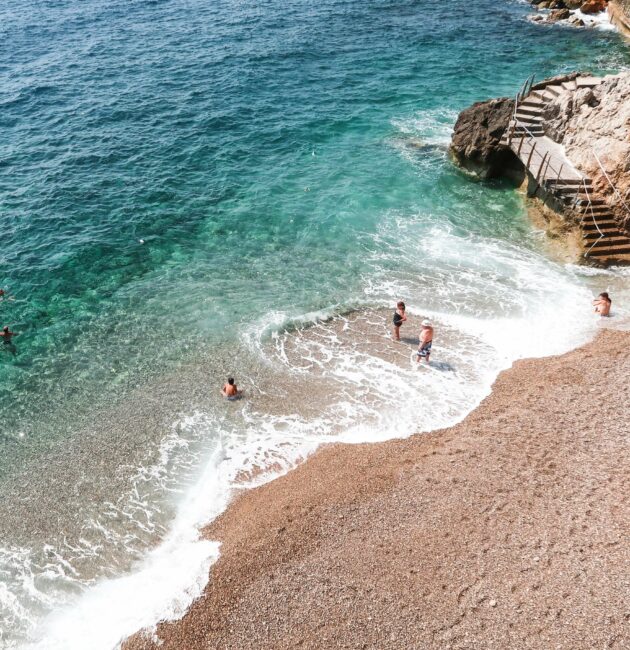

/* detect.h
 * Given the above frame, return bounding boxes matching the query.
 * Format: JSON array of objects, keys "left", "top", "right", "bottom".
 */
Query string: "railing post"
[
  {"left": 536, "top": 152, "right": 548, "bottom": 184},
  {"left": 507, "top": 121, "right": 515, "bottom": 146},
  {"left": 543, "top": 155, "right": 552, "bottom": 182},
  {"left": 517, "top": 135, "right": 525, "bottom": 156},
  {"left": 526, "top": 141, "right": 537, "bottom": 170}
]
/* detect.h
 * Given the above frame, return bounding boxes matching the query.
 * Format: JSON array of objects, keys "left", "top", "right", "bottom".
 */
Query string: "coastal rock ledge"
[
  {"left": 451, "top": 71, "right": 630, "bottom": 263},
  {"left": 449, "top": 97, "right": 518, "bottom": 179}
]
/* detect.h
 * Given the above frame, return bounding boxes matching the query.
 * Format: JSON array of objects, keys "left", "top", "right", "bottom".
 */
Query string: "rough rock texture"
[
  {"left": 550, "top": 6, "right": 571, "bottom": 20},
  {"left": 608, "top": 0, "right": 630, "bottom": 36},
  {"left": 124, "top": 328, "right": 630, "bottom": 650},
  {"left": 580, "top": 0, "right": 608, "bottom": 13},
  {"left": 449, "top": 97, "right": 520, "bottom": 179},
  {"left": 542, "top": 72, "right": 630, "bottom": 233}
]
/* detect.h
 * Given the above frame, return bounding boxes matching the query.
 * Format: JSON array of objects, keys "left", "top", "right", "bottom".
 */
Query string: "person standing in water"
[
  {"left": 593, "top": 292, "right": 611, "bottom": 317},
  {"left": 392, "top": 301, "right": 407, "bottom": 341},
  {"left": 416, "top": 319, "right": 433, "bottom": 364},
  {"left": 221, "top": 377, "right": 240, "bottom": 399}
]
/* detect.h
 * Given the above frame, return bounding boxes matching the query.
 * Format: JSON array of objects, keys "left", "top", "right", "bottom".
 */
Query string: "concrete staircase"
[{"left": 500, "top": 75, "right": 630, "bottom": 264}]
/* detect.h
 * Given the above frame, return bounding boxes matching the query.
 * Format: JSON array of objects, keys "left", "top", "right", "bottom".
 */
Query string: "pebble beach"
[{"left": 125, "top": 325, "right": 630, "bottom": 649}]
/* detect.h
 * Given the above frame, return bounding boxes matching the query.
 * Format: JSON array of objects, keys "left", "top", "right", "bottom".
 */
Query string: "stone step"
[
  {"left": 562, "top": 80, "right": 578, "bottom": 92},
  {"left": 517, "top": 105, "right": 544, "bottom": 117},
  {"left": 582, "top": 211, "right": 615, "bottom": 219},
  {"left": 576, "top": 76, "right": 601, "bottom": 88},
  {"left": 572, "top": 197, "right": 607, "bottom": 207},
  {"left": 514, "top": 118, "right": 543, "bottom": 129},
  {"left": 582, "top": 220, "right": 619, "bottom": 230},
  {"left": 551, "top": 183, "right": 593, "bottom": 193},
  {"left": 587, "top": 244, "right": 630, "bottom": 258},
  {"left": 587, "top": 237, "right": 630, "bottom": 249},
  {"left": 520, "top": 97, "right": 546, "bottom": 107},
  {"left": 515, "top": 112, "right": 542, "bottom": 121},
  {"left": 544, "top": 85, "right": 564, "bottom": 98},
  {"left": 546, "top": 177, "right": 590, "bottom": 186},
  {"left": 584, "top": 202, "right": 611, "bottom": 214},
  {"left": 583, "top": 229, "right": 624, "bottom": 239},
  {"left": 597, "top": 254, "right": 630, "bottom": 262},
  {"left": 528, "top": 90, "right": 548, "bottom": 102}
]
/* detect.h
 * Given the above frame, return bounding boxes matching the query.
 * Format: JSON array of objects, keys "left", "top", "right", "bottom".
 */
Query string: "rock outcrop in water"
[
  {"left": 449, "top": 97, "right": 520, "bottom": 179},
  {"left": 527, "top": 0, "right": 611, "bottom": 27}
]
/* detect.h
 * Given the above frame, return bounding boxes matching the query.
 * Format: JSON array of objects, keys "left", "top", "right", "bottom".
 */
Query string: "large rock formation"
[
  {"left": 608, "top": 0, "right": 630, "bottom": 36},
  {"left": 449, "top": 97, "right": 521, "bottom": 179},
  {"left": 541, "top": 72, "right": 630, "bottom": 232}
]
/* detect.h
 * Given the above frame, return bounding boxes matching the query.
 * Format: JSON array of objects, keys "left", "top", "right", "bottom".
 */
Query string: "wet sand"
[{"left": 125, "top": 328, "right": 629, "bottom": 650}]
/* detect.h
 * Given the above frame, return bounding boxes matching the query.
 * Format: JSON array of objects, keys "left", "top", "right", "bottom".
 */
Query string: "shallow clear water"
[{"left": 1, "top": 0, "right": 629, "bottom": 647}]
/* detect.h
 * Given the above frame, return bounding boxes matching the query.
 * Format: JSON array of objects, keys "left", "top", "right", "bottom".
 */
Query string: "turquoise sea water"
[{"left": 1, "top": 1, "right": 629, "bottom": 647}]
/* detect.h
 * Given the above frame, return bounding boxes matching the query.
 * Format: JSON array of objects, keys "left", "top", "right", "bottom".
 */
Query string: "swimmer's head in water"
[
  {"left": 397, "top": 301, "right": 405, "bottom": 310},
  {"left": 227, "top": 377, "right": 235, "bottom": 385},
  {"left": 599, "top": 292, "right": 610, "bottom": 301},
  {"left": 422, "top": 319, "right": 432, "bottom": 327},
  {"left": 2, "top": 326, "right": 8, "bottom": 333}
]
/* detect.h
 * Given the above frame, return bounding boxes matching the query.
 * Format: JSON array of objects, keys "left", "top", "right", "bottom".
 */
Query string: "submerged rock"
[
  {"left": 549, "top": 7, "right": 572, "bottom": 20},
  {"left": 449, "top": 97, "right": 519, "bottom": 179},
  {"left": 567, "top": 13, "right": 586, "bottom": 25}
]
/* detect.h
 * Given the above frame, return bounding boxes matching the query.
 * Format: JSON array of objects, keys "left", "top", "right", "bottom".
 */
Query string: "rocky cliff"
[
  {"left": 608, "top": 0, "right": 630, "bottom": 36},
  {"left": 449, "top": 97, "right": 520, "bottom": 179},
  {"left": 541, "top": 72, "right": 630, "bottom": 232}
]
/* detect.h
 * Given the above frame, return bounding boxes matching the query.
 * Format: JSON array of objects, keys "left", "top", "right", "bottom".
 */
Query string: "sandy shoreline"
[{"left": 125, "top": 328, "right": 629, "bottom": 650}]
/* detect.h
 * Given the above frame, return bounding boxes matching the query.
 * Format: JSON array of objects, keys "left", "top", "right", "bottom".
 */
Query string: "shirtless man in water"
[
  {"left": 593, "top": 292, "right": 611, "bottom": 317},
  {"left": 1, "top": 326, "right": 16, "bottom": 344},
  {"left": 221, "top": 377, "right": 239, "bottom": 399},
  {"left": 1, "top": 326, "right": 17, "bottom": 355},
  {"left": 416, "top": 319, "right": 433, "bottom": 364}
]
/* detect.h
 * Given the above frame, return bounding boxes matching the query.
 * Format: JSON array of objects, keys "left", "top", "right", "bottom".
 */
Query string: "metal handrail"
[
  {"left": 507, "top": 75, "right": 619, "bottom": 260},
  {"left": 511, "top": 121, "right": 567, "bottom": 188},
  {"left": 580, "top": 178, "right": 605, "bottom": 256}
]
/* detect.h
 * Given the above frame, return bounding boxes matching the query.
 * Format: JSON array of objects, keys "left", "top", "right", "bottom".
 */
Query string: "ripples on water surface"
[{"left": 1, "top": 0, "right": 629, "bottom": 647}]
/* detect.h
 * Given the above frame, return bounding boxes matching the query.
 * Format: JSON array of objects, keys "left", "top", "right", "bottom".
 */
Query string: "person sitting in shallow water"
[
  {"left": 221, "top": 377, "right": 241, "bottom": 400},
  {"left": 593, "top": 292, "right": 611, "bottom": 317}
]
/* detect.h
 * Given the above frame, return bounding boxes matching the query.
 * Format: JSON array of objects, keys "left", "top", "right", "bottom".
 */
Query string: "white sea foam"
[
  {"left": 572, "top": 9, "right": 617, "bottom": 31},
  {"left": 390, "top": 107, "right": 458, "bottom": 146},
  {"left": 6, "top": 222, "right": 611, "bottom": 650}
]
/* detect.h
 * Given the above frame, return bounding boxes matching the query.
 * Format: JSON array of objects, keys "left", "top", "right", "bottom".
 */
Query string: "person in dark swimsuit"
[{"left": 392, "top": 301, "right": 407, "bottom": 341}]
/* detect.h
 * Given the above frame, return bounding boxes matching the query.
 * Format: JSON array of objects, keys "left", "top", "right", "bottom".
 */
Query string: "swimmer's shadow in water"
[
  {"left": 426, "top": 360, "right": 456, "bottom": 372},
  {"left": 399, "top": 336, "right": 419, "bottom": 346}
]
